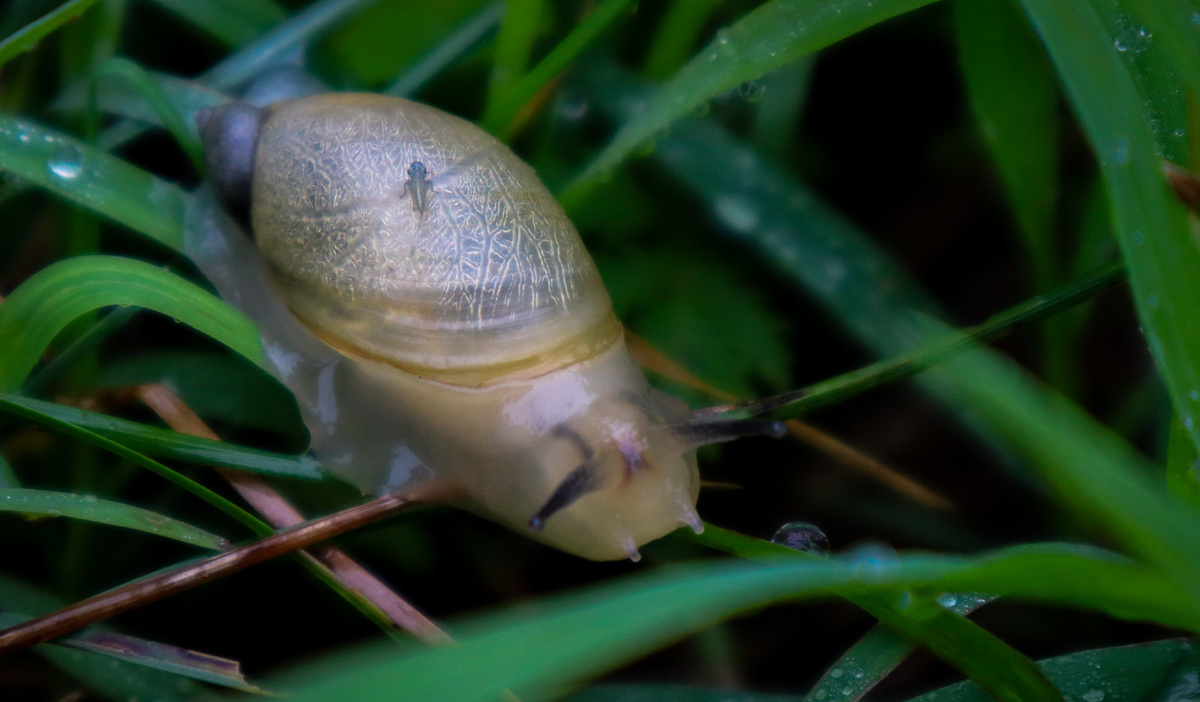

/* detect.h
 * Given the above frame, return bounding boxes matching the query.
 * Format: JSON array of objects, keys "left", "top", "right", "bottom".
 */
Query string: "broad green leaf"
[
  {"left": 0, "top": 116, "right": 189, "bottom": 249},
  {"left": 483, "top": 0, "right": 638, "bottom": 136},
  {"left": 0, "top": 572, "right": 205, "bottom": 700},
  {"left": 955, "top": 0, "right": 1059, "bottom": 292},
  {"left": 1015, "top": 0, "right": 1200, "bottom": 454},
  {"left": 0, "top": 255, "right": 262, "bottom": 392},
  {"left": 0, "top": 487, "right": 229, "bottom": 550},
  {"left": 563, "top": 0, "right": 941, "bottom": 203},
  {"left": 145, "top": 0, "right": 285, "bottom": 47},
  {"left": 277, "top": 546, "right": 1193, "bottom": 702},
  {"left": 0, "top": 0, "right": 104, "bottom": 68},
  {"left": 0, "top": 393, "right": 323, "bottom": 481}
]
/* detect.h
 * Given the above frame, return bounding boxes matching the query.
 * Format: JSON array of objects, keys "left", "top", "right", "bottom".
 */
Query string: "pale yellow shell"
[{"left": 252, "top": 94, "right": 620, "bottom": 386}]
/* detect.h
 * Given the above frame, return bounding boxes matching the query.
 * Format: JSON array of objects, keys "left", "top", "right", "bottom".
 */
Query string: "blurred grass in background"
[{"left": 2, "top": 0, "right": 1200, "bottom": 700}]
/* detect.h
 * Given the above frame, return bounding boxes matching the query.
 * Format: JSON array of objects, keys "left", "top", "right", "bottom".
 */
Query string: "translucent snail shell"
[{"left": 192, "top": 93, "right": 780, "bottom": 561}]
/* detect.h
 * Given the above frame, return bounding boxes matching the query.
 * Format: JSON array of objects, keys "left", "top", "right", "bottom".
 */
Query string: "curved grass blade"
[
  {"left": 278, "top": 545, "right": 1199, "bottom": 702},
  {"left": 0, "top": 573, "right": 205, "bottom": 701},
  {"left": 0, "top": 116, "right": 189, "bottom": 250},
  {"left": 698, "top": 261, "right": 1127, "bottom": 421},
  {"left": 955, "top": 0, "right": 1058, "bottom": 293},
  {"left": 0, "top": 394, "right": 271, "bottom": 535},
  {"left": 482, "top": 0, "right": 637, "bottom": 136},
  {"left": 0, "top": 0, "right": 104, "bottom": 69},
  {"left": 25, "top": 306, "right": 139, "bottom": 395},
  {"left": 643, "top": 0, "right": 725, "bottom": 80},
  {"left": 146, "top": 0, "right": 286, "bottom": 47},
  {"left": 562, "top": 0, "right": 941, "bottom": 205},
  {"left": 0, "top": 255, "right": 262, "bottom": 392},
  {"left": 385, "top": 2, "right": 504, "bottom": 97},
  {"left": 909, "top": 638, "right": 1196, "bottom": 702},
  {"left": 0, "top": 393, "right": 322, "bottom": 480},
  {"left": 0, "top": 487, "right": 229, "bottom": 550},
  {"left": 1015, "top": 0, "right": 1200, "bottom": 453},
  {"left": 93, "top": 57, "right": 204, "bottom": 172}
]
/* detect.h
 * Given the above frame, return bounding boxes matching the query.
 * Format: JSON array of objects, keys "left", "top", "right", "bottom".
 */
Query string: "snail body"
[{"left": 192, "top": 93, "right": 779, "bottom": 561}]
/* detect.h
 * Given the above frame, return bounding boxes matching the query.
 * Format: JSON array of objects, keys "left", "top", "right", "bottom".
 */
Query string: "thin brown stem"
[
  {"left": 134, "top": 383, "right": 451, "bottom": 645},
  {"left": 0, "top": 491, "right": 420, "bottom": 656}
]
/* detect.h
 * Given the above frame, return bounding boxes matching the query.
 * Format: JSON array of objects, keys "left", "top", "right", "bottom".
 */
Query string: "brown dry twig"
[
  {"left": 134, "top": 383, "right": 451, "bottom": 645},
  {"left": 0, "top": 490, "right": 422, "bottom": 656}
]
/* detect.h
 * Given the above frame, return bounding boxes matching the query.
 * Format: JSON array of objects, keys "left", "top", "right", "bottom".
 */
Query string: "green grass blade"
[
  {"left": 562, "top": 0, "right": 941, "bottom": 204},
  {"left": 1167, "top": 415, "right": 1200, "bottom": 507},
  {"left": 955, "top": 0, "right": 1058, "bottom": 292},
  {"left": 483, "top": 0, "right": 546, "bottom": 125},
  {"left": 0, "top": 255, "right": 262, "bottom": 392},
  {"left": 689, "top": 525, "right": 1044, "bottom": 702},
  {"left": 0, "top": 610, "right": 263, "bottom": 692},
  {"left": 0, "top": 452, "right": 18, "bottom": 487},
  {"left": 0, "top": 0, "right": 104, "bottom": 68},
  {"left": 482, "top": 0, "right": 637, "bottom": 136},
  {"left": 0, "top": 116, "right": 189, "bottom": 250},
  {"left": 909, "top": 638, "right": 1196, "bottom": 702},
  {"left": 0, "top": 393, "right": 272, "bottom": 535},
  {"left": 643, "top": 0, "right": 725, "bottom": 80},
  {"left": 702, "top": 261, "right": 1127, "bottom": 420},
  {"left": 278, "top": 546, "right": 1194, "bottom": 702},
  {"left": 0, "top": 393, "right": 323, "bottom": 480},
  {"left": 0, "top": 487, "right": 229, "bottom": 550},
  {"left": 93, "top": 57, "right": 204, "bottom": 172},
  {"left": 0, "top": 572, "right": 206, "bottom": 700},
  {"left": 1015, "top": 0, "right": 1200, "bottom": 452},
  {"left": 930, "top": 327, "right": 1200, "bottom": 600},
  {"left": 385, "top": 2, "right": 505, "bottom": 97},
  {"left": 145, "top": 0, "right": 286, "bottom": 47},
  {"left": 25, "top": 306, "right": 139, "bottom": 395}
]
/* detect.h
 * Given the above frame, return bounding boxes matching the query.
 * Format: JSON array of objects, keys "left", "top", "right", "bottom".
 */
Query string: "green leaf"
[
  {"left": 0, "top": 255, "right": 262, "bottom": 392},
  {"left": 0, "top": 393, "right": 323, "bottom": 481},
  {"left": 955, "top": 0, "right": 1059, "bottom": 292},
  {"left": 0, "top": 487, "right": 229, "bottom": 550},
  {"left": 563, "top": 0, "right": 941, "bottom": 204},
  {"left": 643, "top": 0, "right": 725, "bottom": 80},
  {"left": 1015, "top": 0, "right": 1200, "bottom": 454},
  {"left": 277, "top": 545, "right": 1193, "bottom": 702},
  {"left": 145, "top": 0, "right": 286, "bottom": 47},
  {"left": 1167, "top": 414, "right": 1200, "bottom": 507},
  {"left": 568, "top": 685, "right": 800, "bottom": 702},
  {"left": 0, "top": 0, "right": 104, "bottom": 68},
  {"left": 0, "top": 116, "right": 189, "bottom": 250},
  {"left": 384, "top": 2, "right": 505, "bottom": 97},
  {"left": 483, "top": 0, "right": 638, "bottom": 136},
  {"left": 483, "top": 0, "right": 546, "bottom": 123}
]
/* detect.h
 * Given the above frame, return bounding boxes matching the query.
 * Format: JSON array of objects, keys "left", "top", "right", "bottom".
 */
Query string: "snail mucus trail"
[{"left": 191, "top": 93, "right": 783, "bottom": 561}]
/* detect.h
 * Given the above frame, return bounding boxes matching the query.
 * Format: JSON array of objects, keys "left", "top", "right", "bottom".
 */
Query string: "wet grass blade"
[
  {"left": 0, "top": 116, "right": 188, "bottom": 250},
  {"left": 483, "top": 0, "right": 637, "bottom": 136},
  {"left": 0, "top": 487, "right": 229, "bottom": 550},
  {"left": 277, "top": 545, "right": 1196, "bottom": 702},
  {"left": 562, "top": 0, "right": 941, "bottom": 204},
  {"left": 0, "top": 0, "right": 104, "bottom": 68},
  {"left": 1015, "top": 0, "right": 1200, "bottom": 453},
  {"left": 700, "top": 261, "right": 1127, "bottom": 420},
  {"left": 0, "top": 255, "right": 262, "bottom": 392},
  {"left": 385, "top": 2, "right": 504, "bottom": 97},
  {"left": 0, "top": 393, "right": 323, "bottom": 481}
]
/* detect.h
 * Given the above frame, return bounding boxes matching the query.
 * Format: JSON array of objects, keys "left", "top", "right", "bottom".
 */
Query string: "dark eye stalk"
[
  {"left": 669, "top": 417, "right": 787, "bottom": 447},
  {"left": 529, "top": 462, "right": 597, "bottom": 532}
]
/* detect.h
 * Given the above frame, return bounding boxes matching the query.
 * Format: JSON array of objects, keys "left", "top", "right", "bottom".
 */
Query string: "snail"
[{"left": 189, "top": 93, "right": 782, "bottom": 561}]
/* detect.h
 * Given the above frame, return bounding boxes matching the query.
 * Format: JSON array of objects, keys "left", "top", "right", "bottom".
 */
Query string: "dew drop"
[
  {"left": 1111, "top": 137, "right": 1129, "bottom": 165},
  {"left": 1193, "top": 11, "right": 1200, "bottom": 25},
  {"left": 1189, "top": 390, "right": 1198, "bottom": 401},
  {"left": 1186, "top": 416, "right": 1195, "bottom": 431},
  {"left": 1082, "top": 689, "right": 1106, "bottom": 702},
  {"left": 47, "top": 144, "right": 84, "bottom": 180},
  {"left": 1114, "top": 31, "right": 1132, "bottom": 52},
  {"left": 737, "top": 80, "right": 766, "bottom": 103},
  {"left": 1132, "top": 230, "right": 1143, "bottom": 244},
  {"left": 936, "top": 592, "right": 958, "bottom": 608},
  {"left": 1148, "top": 295, "right": 1159, "bottom": 308},
  {"left": 714, "top": 195, "right": 760, "bottom": 234},
  {"left": 770, "top": 521, "right": 830, "bottom": 555},
  {"left": 830, "top": 668, "right": 843, "bottom": 679}
]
